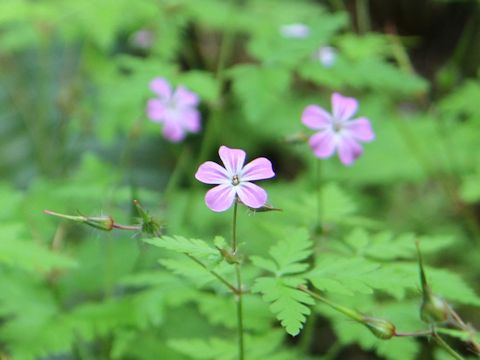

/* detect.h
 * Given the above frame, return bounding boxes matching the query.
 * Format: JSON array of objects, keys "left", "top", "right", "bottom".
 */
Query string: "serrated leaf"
[
  {"left": 169, "top": 337, "right": 235, "bottom": 359},
  {"left": 158, "top": 256, "right": 233, "bottom": 289},
  {"left": 307, "top": 257, "right": 380, "bottom": 296},
  {"left": 253, "top": 277, "right": 314, "bottom": 336},
  {"left": 269, "top": 228, "right": 312, "bottom": 276},
  {"left": 344, "top": 228, "right": 454, "bottom": 260},
  {"left": 250, "top": 256, "right": 278, "bottom": 274},
  {"left": 250, "top": 228, "right": 312, "bottom": 276},
  {"left": 144, "top": 235, "right": 218, "bottom": 258}
]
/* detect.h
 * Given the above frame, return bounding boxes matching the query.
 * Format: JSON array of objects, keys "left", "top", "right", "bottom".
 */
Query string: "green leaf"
[
  {"left": 144, "top": 235, "right": 219, "bottom": 259},
  {"left": 270, "top": 228, "right": 312, "bottom": 276},
  {"left": 344, "top": 228, "right": 454, "bottom": 260},
  {"left": 307, "top": 257, "right": 380, "bottom": 296},
  {"left": 158, "top": 255, "right": 233, "bottom": 289},
  {"left": 195, "top": 293, "right": 273, "bottom": 331},
  {"left": 439, "top": 80, "right": 480, "bottom": 121},
  {"left": 0, "top": 224, "right": 77, "bottom": 272},
  {"left": 168, "top": 337, "right": 235, "bottom": 359},
  {"left": 250, "top": 228, "right": 312, "bottom": 276},
  {"left": 253, "top": 277, "right": 314, "bottom": 336},
  {"left": 229, "top": 64, "right": 291, "bottom": 123}
]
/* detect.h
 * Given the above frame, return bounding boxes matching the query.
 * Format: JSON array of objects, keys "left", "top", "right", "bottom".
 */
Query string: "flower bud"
[
  {"left": 44, "top": 210, "right": 114, "bottom": 231},
  {"left": 133, "top": 200, "right": 161, "bottom": 236},
  {"left": 84, "top": 216, "right": 114, "bottom": 231},
  {"left": 415, "top": 240, "right": 449, "bottom": 323},
  {"left": 420, "top": 294, "right": 449, "bottom": 323},
  {"left": 361, "top": 316, "right": 396, "bottom": 340}
]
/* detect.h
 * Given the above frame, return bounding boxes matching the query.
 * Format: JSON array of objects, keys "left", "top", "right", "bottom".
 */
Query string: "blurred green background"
[{"left": 1, "top": 0, "right": 480, "bottom": 359}]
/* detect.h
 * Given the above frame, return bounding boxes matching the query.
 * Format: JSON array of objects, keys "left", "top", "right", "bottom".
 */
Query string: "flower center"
[
  {"left": 231, "top": 175, "right": 240, "bottom": 186},
  {"left": 332, "top": 118, "right": 344, "bottom": 133}
]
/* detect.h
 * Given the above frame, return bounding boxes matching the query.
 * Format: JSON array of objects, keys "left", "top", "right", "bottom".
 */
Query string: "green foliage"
[
  {"left": 251, "top": 229, "right": 315, "bottom": 336},
  {"left": 251, "top": 228, "right": 311, "bottom": 276},
  {"left": 230, "top": 64, "right": 291, "bottom": 123},
  {"left": 2, "top": 0, "right": 480, "bottom": 359},
  {"left": 145, "top": 235, "right": 219, "bottom": 258}
]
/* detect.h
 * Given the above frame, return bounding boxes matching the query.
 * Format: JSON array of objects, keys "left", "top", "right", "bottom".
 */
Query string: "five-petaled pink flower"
[
  {"left": 302, "top": 93, "right": 374, "bottom": 165},
  {"left": 146, "top": 77, "right": 201, "bottom": 142},
  {"left": 195, "top": 146, "right": 275, "bottom": 212}
]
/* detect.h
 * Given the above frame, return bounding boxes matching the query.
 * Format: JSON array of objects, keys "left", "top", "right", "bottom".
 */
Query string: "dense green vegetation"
[{"left": 1, "top": 0, "right": 480, "bottom": 359}]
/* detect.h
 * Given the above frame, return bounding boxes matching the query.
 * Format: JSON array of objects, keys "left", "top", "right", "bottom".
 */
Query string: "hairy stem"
[
  {"left": 232, "top": 200, "right": 244, "bottom": 359},
  {"left": 235, "top": 265, "right": 244, "bottom": 360},
  {"left": 316, "top": 160, "right": 323, "bottom": 233},
  {"left": 232, "top": 200, "right": 239, "bottom": 253}
]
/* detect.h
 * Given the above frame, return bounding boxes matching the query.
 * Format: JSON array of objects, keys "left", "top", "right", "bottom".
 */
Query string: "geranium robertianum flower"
[
  {"left": 195, "top": 146, "right": 275, "bottom": 212},
  {"left": 146, "top": 77, "right": 201, "bottom": 142},
  {"left": 302, "top": 93, "right": 374, "bottom": 165}
]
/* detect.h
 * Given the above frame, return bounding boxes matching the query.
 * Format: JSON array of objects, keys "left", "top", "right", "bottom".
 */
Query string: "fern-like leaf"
[{"left": 253, "top": 277, "right": 314, "bottom": 336}]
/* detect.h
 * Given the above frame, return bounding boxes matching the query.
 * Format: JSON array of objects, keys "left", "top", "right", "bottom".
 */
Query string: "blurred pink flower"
[
  {"left": 147, "top": 78, "right": 201, "bottom": 142},
  {"left": 302, "top": 93, "right": 374, "bottom": 165},
  {"left": 130, "top": 30, "right": 154, "bottom": 49},
  {"left": 195, "top": 146, "right": 275, "bottom": 212}
]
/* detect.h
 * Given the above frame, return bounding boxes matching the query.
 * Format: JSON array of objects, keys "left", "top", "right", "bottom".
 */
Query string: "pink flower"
[
  {"left": 302, "top": 93, "right": 375, "bottom": 166},
  {"left": 195, "top": 146, "right": 275, "bottom": 212},
  {"left": 146, "top": 77, "right": 201, "bottom": 142}
]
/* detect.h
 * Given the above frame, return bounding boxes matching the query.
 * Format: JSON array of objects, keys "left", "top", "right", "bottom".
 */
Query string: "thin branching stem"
[
  {"left": 232, "top": 200, "right": 238, "bottom": 253},
  {"left": 185, "top": 254, "right": 240, "bottom": 295},
  {"left": 433, "top": 332, "right": 465, "bottom": 360},
  {"left": 231, "top": 200, "right": 245, "bottom": 360},
  {"left": 235, "top": 264, "right": 245, "bottom": 360}
]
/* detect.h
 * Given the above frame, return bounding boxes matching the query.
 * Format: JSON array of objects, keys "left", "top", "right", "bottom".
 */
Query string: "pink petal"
[
  {"left": 162, "top": 120, "right": 185, "bottom": 142},
  {"left": 309, "top": 131, "right": 336, "bottom": 159},
  {"left": 180, "top": 109, "right": 201, "bottom": 133},
  {"left": 302, "top": 105, "right": 332, "bottom": 130},
  {"left": 219, "top": 146, "right": 246, "bottom": 177},
  {"left": 147, "top": 99, "right": 166, "bottom": 122},
  {"left": 337, "top": 136, "right": 363, "bottom": 166},
  {"left": 236, "top": 182, "right": 267, "bottom": 209},
  {"left": 241, "top": 157, "right": 275, "bottom": 181},
  {"left": 345, "top": 117, "right": 374, "bottom": 142},
  {"left": 205, "top": 184, "right": 236, "bottom": 212},
  {"left": 332, "top": 93, "right": 358, "bottom": 121},
  {"left": 195, "top": 161, "right": 229, "bottom": 184},
  {"left": 174, "top": 86, "right": 199, "bottom": 107},
  {"left": 150, "top": 78, "right": 172, "bottom": 99}
]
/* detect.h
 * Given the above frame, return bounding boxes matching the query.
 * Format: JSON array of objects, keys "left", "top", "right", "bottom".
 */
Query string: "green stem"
[
  {"left": 355, "top": 0, "right": 370, "bottom": 34},
  {"left": 433, "top": 333, "right": 465, "bottom": 360},
  {"left": 231, "top": 198, "right": 244, "bottom": 360},
  {"left": 186, "top": 254, "right": 240, "bottom": 295},
  {"left": 298, "top": 285, "right": 363, "bottom": 322},
  {"left": 235, "top": 265, "right": 244, "bottom": 360},
  {"left": 232, "top": 199, "right": 238, "bottom": 253},
  {"left": 315, "top": 160, "right": 323, "bottom": 232},
  {"left": 395, "top": 329, "right": 434, "bottom": 337},
  {"left": 165, "top": 145, "right": 190, "bottom": 196}
]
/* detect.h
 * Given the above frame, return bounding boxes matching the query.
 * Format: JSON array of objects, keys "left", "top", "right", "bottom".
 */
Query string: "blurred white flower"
[
  {"left": 314, "top": 46, "right": 337, "bottom": 67},
  {"left": 279, "top": 23, "right": 310, "bottom": 39}
]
